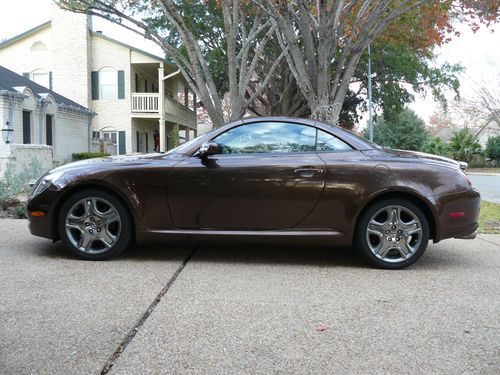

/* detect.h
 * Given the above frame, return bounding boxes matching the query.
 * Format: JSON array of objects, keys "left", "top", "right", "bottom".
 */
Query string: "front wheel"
[
  {"left": 58, "top": 189, "right": 132, "bottom": 260},
  {"left": 355, "top": 199, "right": 430, "bottom": 269}
]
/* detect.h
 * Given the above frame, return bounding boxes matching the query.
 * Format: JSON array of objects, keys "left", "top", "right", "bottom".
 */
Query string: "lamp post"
[
  {"left": 368, "top": 44, "right": 373, "bottom": 142},
  {"left": 2, "top": 121, "right": 14, "bottom": 144}
]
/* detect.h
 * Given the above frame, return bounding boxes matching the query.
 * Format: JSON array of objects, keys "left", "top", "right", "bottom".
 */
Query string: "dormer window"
[
  {"left": 31, "top": 69, "right": 51, "bottom": 89},
  {"left": 31, "top": 41, "right": 48, "bottom": 53}
]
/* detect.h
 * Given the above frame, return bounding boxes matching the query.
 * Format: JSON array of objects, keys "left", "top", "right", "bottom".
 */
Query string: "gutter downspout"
[
  {"left": 38, "top": 98, "right": 48, "bottom": 144},
  {"left": 7, "top": 92, "right": 15, "bottom": 136},
  {"left": 88, "top": 113, "right": 93, "bottom": 152}
]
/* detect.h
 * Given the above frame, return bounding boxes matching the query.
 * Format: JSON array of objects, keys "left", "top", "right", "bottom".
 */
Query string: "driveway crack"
[
  {"left": 477, "top": 236, "right": 500, "bottom": 247},
  {"left": 100, "top": 245, "right": 197, "bottom": 374}
]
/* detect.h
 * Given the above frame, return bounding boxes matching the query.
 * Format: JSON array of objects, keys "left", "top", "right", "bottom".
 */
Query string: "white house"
[
  {"left": 0, "top": 65, "right": 93, "bottom": 176},
  {"left": 0, "top": 4, "right": 197, "bottom": 155}
]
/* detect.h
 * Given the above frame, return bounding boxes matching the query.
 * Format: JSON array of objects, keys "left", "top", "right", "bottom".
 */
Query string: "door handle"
[{"left": 294, "top": 168, "right": 323, "bottom": 177}]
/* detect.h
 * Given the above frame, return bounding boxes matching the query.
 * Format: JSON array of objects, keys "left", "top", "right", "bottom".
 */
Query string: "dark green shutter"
[
  {"left": 23, "top": 72, "right": 30, "bottom": 79},
  {"left": 118, "top": 131, "right": 126, "bottom": 155},
  {"left": 49, "top": 71, "right": 52, "bottom": 90},
  {"left": 117, "top": 70, "right": 125, "bottom": 99},
  {"left": 91, "top": 71, "right": 99, "bottom": 100}
]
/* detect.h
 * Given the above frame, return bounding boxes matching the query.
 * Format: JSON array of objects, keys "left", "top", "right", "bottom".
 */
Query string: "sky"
[{"left": 1, "top": 0, "right": 499, "bottom": 126}]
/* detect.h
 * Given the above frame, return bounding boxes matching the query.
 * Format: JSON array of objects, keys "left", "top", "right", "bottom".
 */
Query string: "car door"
[{"left": 167, "top": 121, "right": 327, "bottom": 230}]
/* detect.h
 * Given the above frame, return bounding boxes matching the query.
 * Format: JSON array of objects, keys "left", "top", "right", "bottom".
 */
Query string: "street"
[
  {"left": 469, "top": 174, "right": 500, "bottom": 204},
  {"left": 1, "top": 219, "right": 499, "bottom": 374}
]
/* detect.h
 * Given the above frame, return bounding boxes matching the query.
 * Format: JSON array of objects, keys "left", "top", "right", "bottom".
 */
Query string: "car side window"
[
  {"left": 213, "top": 122, "right": 316, "bottom": 154},
  {"left": 316, "top": 129, "right": 352, "bottom": 152}
]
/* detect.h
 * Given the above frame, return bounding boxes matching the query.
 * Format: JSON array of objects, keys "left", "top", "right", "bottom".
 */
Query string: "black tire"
[
  {"left": 354, "top": 198, "right": 430, "bottom": 270},
  {"left": 57, "top": 189, "right": 132, "bottom": 260}
]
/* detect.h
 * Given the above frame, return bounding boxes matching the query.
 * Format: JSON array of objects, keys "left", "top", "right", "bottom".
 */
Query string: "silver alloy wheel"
[
  {"left": 65, "top": 197, "right": 121, "bottom": 254},
  {"left": 365, "top": 205, "right": 422, "bottom": 263}
]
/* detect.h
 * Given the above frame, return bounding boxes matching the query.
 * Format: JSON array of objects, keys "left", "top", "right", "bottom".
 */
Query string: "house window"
[
  {"left": 102, "top": 131, "right": 117, "bottom": 145},
  {"left": 99, "top": 68, "right": 118, "bottom": 99},
  {"left": 31, "top": 41, "right": 48, "bottom": 52},
  {"left": 23, "top": 111, "right": 31, "bottom": 144},
  {"left": 92, "top": 69, "right": 124, "bottom": 100},
  {"left": 46, "top": 115, "right": 53, "bottom": 146},
  {"left": 32, "top": 70, "right": 50, "bottom": 89},
  {"left": 92, "top": 131, "right": 100, "bottom": 139}
]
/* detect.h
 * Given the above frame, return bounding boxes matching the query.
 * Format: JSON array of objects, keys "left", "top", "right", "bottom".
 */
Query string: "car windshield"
[
  {"left": 344, "top": 128, "right": 382, "bottom": 149},
  {"left": 166, "top": 128, "right": 218, "bottom": 154}
]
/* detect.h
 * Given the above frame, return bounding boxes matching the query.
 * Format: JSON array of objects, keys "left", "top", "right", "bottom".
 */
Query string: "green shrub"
[
  {"left": 363, "top": 109, "right": 429, "bottom": 151},
  {"left": 421, "top": 136, "right": 451, "bottom": 157},
  {"left": 0, "top": 158, "right": 47, "bottom": 204},
  {"left": 15, "top": 205, "right": 27, "bottom": 219},
  {"left": 71, "top": 152, "right": 110, "bottom": 161},
  {"left": 448, "top": 129, "right": 482, "bottom": 162},
  {"left": 468, "top": 154, "right": 487, "bottom": 168},
  {"left": 485, "top": 136, "right": 500, "bottom": 160}
]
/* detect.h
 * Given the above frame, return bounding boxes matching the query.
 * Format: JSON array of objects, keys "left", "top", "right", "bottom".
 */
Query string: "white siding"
[
  {"left": 90, "top": 35, "right": 132, "bottom": 153},
  {"left": 0, "top": 26, "right": 53, "bottom": 79},
  {"left": 52, "top": 112, "right": 89, "bottom": 161}
]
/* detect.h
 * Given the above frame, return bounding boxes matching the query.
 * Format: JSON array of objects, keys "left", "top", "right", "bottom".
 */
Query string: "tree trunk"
[{"left": 311, "top": 103, "right": 342, "bottom": 125}]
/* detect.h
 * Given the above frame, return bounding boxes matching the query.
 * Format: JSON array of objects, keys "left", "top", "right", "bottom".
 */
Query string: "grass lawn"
[
  {"left": 479, "top": 200, "right": 500, "bottom": 234},
  {"left": 467, "top": 167, "right": 500, "bottom": 174}
]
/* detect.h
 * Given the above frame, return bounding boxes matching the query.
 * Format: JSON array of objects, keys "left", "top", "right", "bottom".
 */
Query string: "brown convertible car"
[{"left": 27, "top": 117, "right": 480, "bottom": 269}]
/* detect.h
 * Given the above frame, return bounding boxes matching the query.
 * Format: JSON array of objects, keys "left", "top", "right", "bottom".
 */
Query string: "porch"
[
  {"left": 130, "top": 61, "right": 197, "bottom": 152},
  {"left": 131, "top": 93, "right": 197, "bottom": 129}
]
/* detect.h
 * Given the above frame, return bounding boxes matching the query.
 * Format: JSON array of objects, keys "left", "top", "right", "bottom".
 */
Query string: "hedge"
[{"left": 71, "top": 152, "right": 110, "bottom": 161}]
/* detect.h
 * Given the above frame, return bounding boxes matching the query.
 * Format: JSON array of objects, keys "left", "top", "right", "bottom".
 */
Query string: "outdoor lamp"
[{"left": 2, "top": 121, "right": 14, "bottom": 144}]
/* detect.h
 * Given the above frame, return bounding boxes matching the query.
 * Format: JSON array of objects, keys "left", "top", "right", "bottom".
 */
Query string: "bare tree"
[
  {"left": 470, "top": 78, "right": 500, "bottom": 137},
  {"left": 253, "top": 0, "right": 426, "bottom": 125},
  {"left": 432, "top": 70, "right": 500, "bottom": 138},
  {"left": 56, "top": 0, "right": 286, "bottom": 127}
]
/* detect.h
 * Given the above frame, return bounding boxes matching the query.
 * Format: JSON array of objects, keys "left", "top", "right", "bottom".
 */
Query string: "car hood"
[
  {"left": 362, "top": 148, "right": 464, "bottom": 170},
  {"left": 38, "top": 153, "right": 186, "bottom": 189},
  {"left": 51, "top": 153, "right": 182, "bottom": 173}
]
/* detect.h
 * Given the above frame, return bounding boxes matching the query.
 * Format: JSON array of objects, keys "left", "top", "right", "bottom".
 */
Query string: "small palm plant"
[{"left": 448, "top": 129, "right": 482, "bottom": 162}]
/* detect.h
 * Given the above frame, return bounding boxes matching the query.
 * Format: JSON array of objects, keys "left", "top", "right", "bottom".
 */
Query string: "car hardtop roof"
[
  {"left": 174, "top": 116, "right": 375, "bottom": 155},
  {"left": 239, "top": 116, "right": 374, "bottom": 150}
]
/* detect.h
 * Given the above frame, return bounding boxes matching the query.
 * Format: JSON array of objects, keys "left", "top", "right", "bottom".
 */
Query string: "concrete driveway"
[{"left": 1, "top": 219, "right": 499, "bottom": 375}]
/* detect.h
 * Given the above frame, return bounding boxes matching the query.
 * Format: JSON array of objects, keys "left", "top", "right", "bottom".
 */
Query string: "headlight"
[
  {"left": 31, "top": 178, "right": 51, "bottom": 197},
  {"left": 31, "top": 170, "right": 65, "bottom": 197}
]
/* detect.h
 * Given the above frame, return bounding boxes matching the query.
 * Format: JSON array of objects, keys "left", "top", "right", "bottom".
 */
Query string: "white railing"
[
  {"left": 164, "top": 96, "right": 197, "bottom": 125},
  {"left": 131, "top": 93, "right": 159, "bottom": 112},
  {"left": 131, "top": 92, "right": 196, "bottom": 127}
]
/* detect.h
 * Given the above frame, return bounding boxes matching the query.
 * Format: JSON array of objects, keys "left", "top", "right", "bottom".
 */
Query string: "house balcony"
[{"left": 131, "top": 92, "right": 197, "bottom": 130}]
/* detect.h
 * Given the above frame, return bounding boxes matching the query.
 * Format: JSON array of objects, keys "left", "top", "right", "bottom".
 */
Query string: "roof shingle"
[{"left": 0, "top": 65, "right": 90, "bottom": 112}]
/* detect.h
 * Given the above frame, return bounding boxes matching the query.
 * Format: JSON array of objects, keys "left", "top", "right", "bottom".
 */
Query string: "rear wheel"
[
  {"left": 58, "top": 189, "right": 132, "bottom": 260},
  {"left": 355, "top": 199, "right": 429, "bottom": 269}
]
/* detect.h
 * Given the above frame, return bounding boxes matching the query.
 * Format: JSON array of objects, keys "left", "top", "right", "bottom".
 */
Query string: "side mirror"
[{"left": 198, "top": 141, "right": 220, "bottom": 158}]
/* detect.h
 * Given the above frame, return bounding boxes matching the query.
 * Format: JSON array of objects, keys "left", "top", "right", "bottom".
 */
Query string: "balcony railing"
[
  {"left": 164, "top": 96, "right": 197, "bottom": 125},
  {"left": 131, "top": 92, "right": 196, "bottom": 126},
  {"left": 131, "top": 93, "right": 159, "bottom": 112}
]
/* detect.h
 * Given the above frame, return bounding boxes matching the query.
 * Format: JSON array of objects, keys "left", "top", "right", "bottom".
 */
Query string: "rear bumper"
[{"left": 433, "top": 188, "right": 481, "bottom": 242}]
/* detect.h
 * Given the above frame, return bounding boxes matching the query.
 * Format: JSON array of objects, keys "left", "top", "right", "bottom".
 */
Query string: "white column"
[{"left": 158, "top": 65, "right": 166, "bottom": 152}]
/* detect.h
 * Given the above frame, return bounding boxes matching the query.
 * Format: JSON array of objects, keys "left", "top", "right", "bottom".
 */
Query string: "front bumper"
[
  {"left": 27, "top": 186, "right": 61, "bottom": 240},
  {"left": 455, "top": 229, "right": 478, "bottom": 240}
]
